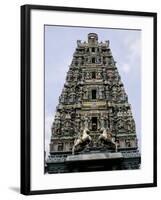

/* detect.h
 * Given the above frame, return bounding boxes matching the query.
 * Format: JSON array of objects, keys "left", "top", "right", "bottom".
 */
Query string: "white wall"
[{"left": 0, "top": 0, "right": 160, "bottom": 199}]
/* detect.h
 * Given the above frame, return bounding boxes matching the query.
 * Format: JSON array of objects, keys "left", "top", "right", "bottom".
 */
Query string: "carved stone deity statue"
[
  {"left": 98, "top": 87, "right": 104, "bottom": 99},
  {"left": 83, "top": 87, "right": 88, "bottom": 99},
  {"left": 86, "top": 72, "right": 90, "bottom": 79},
  {"left": 100, "top": 114, "right": 105, "bottom": 129},
  {"left": 84, "top": 114, "right": 89, "bottom": 129},
  {"left": 97, "top": 71, "right": 102, "bottom": 79}
]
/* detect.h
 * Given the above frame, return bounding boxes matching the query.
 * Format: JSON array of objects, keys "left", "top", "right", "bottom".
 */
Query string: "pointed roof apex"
[{"left": 88, "top": 33, "right": 98, "bottom": 43}]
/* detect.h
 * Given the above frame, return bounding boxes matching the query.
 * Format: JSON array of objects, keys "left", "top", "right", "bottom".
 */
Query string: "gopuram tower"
[{"left": 46, "top": 33, "right": 141, "bottom": 173}]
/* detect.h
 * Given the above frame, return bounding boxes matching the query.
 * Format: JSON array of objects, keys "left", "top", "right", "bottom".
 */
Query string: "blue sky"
[{"left": 45, "top": 25, "right": 141, "bottom": 156}]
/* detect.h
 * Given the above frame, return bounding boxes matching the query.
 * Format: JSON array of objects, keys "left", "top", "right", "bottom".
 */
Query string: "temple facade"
[{"left": 46, "top": 33, "right": 141, "bottom": 173}]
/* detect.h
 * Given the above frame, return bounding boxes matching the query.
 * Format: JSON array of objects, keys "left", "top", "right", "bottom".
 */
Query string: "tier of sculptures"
[
  {"left": 52, "top": 106, "right": 135, "bottom": 137},
  {"left": 59, "top": 69, "right": 128, "bottom": 104}
]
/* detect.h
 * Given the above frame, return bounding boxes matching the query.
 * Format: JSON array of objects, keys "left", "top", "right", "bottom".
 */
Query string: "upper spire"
[{"left": 88, "top": 33, "right": 98, "bottom": 44}]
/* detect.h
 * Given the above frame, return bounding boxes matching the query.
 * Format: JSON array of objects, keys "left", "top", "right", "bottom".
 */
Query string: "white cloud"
[
  {"left": 125, "top": 35, "right": 141, "bottom": 63},
  {"left": 121, "top": 63, "right": 130, "bottom": 74},
  {"left": 120, "top": 33, "right": 141, "bottom": 75},
  {"left": 129, "top": 38, "right": 141, "bottom": 58}
]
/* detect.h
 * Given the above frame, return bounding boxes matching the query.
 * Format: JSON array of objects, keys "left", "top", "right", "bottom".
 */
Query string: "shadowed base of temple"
[{"left": 46, "top": 150, "right": 141, "bottom": 173}]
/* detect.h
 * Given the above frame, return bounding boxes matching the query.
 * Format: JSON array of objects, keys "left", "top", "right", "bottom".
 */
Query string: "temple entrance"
[{"left": 92, "top": 117, "right": 97, "bottom": 131}]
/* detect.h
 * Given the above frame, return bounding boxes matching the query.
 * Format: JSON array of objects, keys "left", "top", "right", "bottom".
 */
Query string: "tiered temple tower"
[{"left": 46, "top": 33, "right": 141, "bottom": 173}]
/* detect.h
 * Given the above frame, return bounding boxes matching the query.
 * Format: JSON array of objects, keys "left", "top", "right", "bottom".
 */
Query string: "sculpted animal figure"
[
  {"left": 98, "top": 128, "right": 117, "bottom": 152},
  {"left": 72, "top": 128, "right": 92, "bottom": 155}
]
